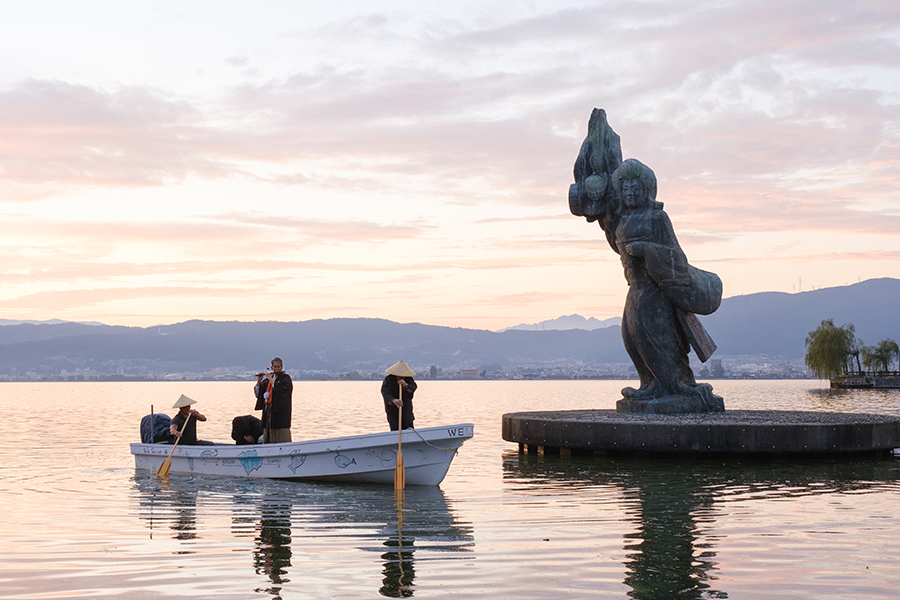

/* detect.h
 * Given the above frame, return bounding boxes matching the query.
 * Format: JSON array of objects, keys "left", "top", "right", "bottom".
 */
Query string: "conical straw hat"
[
  {"left": 172, "top": 394, "right": 197, "bottom": 408},
  {"left": 385, "top": 360, "right": 415, "bottom": 378}
]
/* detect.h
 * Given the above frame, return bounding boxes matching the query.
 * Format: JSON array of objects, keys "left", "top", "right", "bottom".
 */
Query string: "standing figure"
[
  {"left": 381, "top": 360, "right": 417, "bottom": 431},
  {"left": 256, "top": 357, "right": 293, "bottom": 443},
  {"left": 570, "top": 109, "right": 724, "bottom": 413},
  {"left": 613, "top": 159, "right": 721, "bottom": 406}
]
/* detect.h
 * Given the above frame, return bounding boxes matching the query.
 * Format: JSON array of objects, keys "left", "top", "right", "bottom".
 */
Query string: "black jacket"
[
  {"left": 255, "top": 372, "right": 293, "bottom": 429},
  {"left": 381, "top": 375, "right": 417, "bottom": 429}
]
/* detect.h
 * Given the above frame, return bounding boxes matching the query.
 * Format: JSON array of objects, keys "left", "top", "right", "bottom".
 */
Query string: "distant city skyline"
[{"left": 2, "top": 1, "right": 898, "bottom": 330}]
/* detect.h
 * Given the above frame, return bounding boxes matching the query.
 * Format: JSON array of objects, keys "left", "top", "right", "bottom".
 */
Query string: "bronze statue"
[{"left": 570, "top": 109, "right": 724, "bottom": 413}]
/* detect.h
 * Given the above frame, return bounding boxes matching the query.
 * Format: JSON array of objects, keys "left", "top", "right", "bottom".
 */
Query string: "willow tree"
[
  {"left": 862, "top": 339, "right": 900, "bottom": 372},
  {"left": 805, "top": 319, "right": 859, "bottom": 379}
]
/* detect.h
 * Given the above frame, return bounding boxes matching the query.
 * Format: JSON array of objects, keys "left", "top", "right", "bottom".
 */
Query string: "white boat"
[{"left": 131, "top": 423, "right": 474, "bottom": 486}]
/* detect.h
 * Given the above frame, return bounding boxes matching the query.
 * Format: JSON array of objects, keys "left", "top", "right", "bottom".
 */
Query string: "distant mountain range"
[
  {"left": 499, "top": 314, "right": 621, "bottom": 332},
  {"left": 702, "top": 277, "right": 900, "bottom": 357},
  {"left": 0, "top": 319, "right": 104, "bottom": 326},
  {"left": 0, "top": 278, "right": 897, "bottom": 378}
]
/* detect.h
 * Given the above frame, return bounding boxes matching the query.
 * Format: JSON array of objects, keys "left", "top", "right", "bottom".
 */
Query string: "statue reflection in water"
[
  {"left": 503, "top": 452, "right": 724, "bottom": 599},
  {"left": 618, "top": 465, "right": 722, "bottom": 599},
  {"left": 504, "top": 450, "right": 900, "bottom": 599}
]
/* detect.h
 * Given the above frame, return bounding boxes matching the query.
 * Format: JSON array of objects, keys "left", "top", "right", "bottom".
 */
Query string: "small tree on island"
[{"left": 805, "top": 319, "right": 860, "bottom": 379}]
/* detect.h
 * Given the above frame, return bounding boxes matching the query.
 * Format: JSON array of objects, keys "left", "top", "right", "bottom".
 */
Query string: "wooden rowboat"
[{"left": 131, "top": 423, "right": 474, "bottom": 486}]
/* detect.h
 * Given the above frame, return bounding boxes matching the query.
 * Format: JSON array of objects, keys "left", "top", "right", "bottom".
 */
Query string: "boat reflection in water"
[
  {"left": 132, "top": 476, "right": 473, "bottom": 598},
  {"left": 503, "top": 450, "right": 900, "bottom": 600}
]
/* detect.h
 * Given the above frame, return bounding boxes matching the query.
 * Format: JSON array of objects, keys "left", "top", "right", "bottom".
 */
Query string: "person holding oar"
[
  {"left": 381, "top": 360, "right": 417, "bottom": 431},
  {"left": 169, "top": 394, "right": 211, "bottom": 445},
  {"left": 382, "top": 360, "right": 417, "bottom": 490},
  {"left": 156, "top": 394, "right": 210, "bottom": 477}
]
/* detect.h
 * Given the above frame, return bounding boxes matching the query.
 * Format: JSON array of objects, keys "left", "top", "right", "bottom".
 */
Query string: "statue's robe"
[{"left": 616, "top": 206, "right": 722, "bottom": 396}]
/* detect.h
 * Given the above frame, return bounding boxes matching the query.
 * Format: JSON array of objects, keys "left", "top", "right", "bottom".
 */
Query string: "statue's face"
[{"left": 622, "top": 179, "right": 645, "bottom": 209}]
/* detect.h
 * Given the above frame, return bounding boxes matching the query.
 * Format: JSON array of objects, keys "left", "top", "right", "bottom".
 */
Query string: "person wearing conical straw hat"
[
  {"left": 168, "top": 394, "right": 211, "bottom": 445},
  {"left": 381, "top": 360, "right": 417, "bottom": 431}
]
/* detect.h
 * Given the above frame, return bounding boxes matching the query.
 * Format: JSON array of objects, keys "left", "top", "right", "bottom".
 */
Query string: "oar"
[
  {"left": 156, "top": 413, "right": 192, "bottom": 478},
  {"left": 394, "top": 382, "right": 405, "bottom": 489},
  {"left": 396, "top": 488, "right": 405, "bottom": 582}
]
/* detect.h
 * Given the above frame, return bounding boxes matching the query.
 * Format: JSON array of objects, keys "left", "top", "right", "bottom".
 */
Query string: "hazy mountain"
[
  {"left": 0, "top": 318, "right": 628, "bottom": 376},
  {"left": 0, "top": 319, "right": 105, "bottom": 327},
  {"left": 498, "top": 314, "right": 622, "bottom": 332},
  {"left": 702, "top": 277, "right": 900, "bottom": 358},
  {"left": 0, "top": 278, "right": 896, "bottom": 377}
]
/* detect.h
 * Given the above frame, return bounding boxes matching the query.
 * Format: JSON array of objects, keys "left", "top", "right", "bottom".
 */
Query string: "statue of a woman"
[{"left": 570, "top": 109, "right": 724, "bottom": 413}]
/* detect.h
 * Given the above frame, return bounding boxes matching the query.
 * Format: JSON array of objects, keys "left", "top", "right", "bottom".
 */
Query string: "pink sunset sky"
[{"left": 1, "top": 0, "right": 898, "bottom": 330}]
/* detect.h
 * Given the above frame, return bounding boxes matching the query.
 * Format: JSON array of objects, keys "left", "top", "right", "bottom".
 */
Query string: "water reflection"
[
  {"left": 131, "top": 476, "right": 473, "bottom": 598},
  {"left": 253, "top": 496, "right": 293, "bottom": 598},
  {"left": 170, "top": 488, "right": 200, "bottom": 542},
  {"left": 805, "top": 386, "right": 900, "bottom": 414},
  {"left": 132, "top": 477, "right": 201, "bottom": 548},
  {"left": 381, "top": 490, "right": 415, "bottom": 597},
  {"left": 503, "top": 451, "right": 900, "bottom": 600}
]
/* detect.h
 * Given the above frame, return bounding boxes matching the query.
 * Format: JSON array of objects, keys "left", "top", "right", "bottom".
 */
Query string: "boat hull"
[{"left": 131, "top": 423, "right": 474, "bottom": 486}]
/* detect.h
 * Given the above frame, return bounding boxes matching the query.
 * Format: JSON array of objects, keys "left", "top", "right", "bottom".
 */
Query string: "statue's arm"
[{"left": 636, "top": 211, "right": 691, "bottom": 284}]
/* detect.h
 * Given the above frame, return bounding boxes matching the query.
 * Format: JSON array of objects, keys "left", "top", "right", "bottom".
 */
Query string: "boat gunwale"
[{"left": 130, "top": 422, "right": 474, "bottom": 457}]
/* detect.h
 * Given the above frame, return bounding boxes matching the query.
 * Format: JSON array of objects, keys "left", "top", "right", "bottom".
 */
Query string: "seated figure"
[{"left": 232, "top": 414, "right": 264, "bottom": 445}]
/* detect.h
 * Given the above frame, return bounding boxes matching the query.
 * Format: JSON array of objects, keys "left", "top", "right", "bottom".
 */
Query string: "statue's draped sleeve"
[{"left": 639, "top": 210, "right": 722, "bottom": 317}]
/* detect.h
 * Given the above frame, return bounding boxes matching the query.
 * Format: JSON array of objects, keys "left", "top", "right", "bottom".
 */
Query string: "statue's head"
[{"left": 611, "top": 159, "right": 660, "bottom": 211}]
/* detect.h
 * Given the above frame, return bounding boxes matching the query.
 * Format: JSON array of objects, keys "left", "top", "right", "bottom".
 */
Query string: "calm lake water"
[{"left": 2, "top": 379, "right": 900, "bottom": 599}]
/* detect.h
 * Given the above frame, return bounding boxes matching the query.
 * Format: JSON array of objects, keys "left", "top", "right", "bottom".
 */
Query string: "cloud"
[
  {"left": 4, "top": 3, "right": 897, "bottom": 220},
  {"left": 1, "top": 2, "right": 898, "bottom": 326},
  {"left": 0, "top": 285, "right": 257, "bottom": 310}
]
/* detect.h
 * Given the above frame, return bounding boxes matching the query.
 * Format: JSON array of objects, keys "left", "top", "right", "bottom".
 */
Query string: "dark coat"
[
  {"left": 231, "top": 415, "right": 264, "bottom": 445},
  {"left": 381, "top": 375, "right": 417, "bottom": 430},
  {"left": 256, "top": 372, "right": 293, "bottom": 430}
]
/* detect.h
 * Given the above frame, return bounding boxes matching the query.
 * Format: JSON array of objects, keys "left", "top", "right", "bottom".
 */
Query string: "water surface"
[{"left": 2, "top": 380, "right": 899, "bottom": 599}]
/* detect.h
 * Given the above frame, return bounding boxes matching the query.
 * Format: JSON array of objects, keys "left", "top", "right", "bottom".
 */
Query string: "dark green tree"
[
  {"left": 804, "top": 319, "right": 860, "bottom": 379},
  {"left": 861, "top": 339, "right": 900, "bottom": 372}
]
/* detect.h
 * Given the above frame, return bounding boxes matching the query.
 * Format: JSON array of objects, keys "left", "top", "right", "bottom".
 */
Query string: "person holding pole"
[{"left": 381, "top": 360, "right": 417, "bottom": 431}]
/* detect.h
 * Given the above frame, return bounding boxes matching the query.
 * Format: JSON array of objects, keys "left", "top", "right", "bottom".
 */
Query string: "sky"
[{"left": 1, "top": 0, "right": 898, "bottom": 331}]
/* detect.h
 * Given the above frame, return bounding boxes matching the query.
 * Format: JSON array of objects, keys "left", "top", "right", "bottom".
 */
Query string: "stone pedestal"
[
  {"left": 617, "top": 391, "right": 725, "bottom": 415},
  {"left": 502, "top": 409, "right": 900, "bottom": 455}
]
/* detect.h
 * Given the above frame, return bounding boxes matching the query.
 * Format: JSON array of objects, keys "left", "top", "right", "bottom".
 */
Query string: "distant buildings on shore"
[{"left": 1, "top": 355, "right": 812, "bottom": 382}]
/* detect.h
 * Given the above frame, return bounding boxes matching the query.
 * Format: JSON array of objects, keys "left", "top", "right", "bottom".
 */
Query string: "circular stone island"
[{"left": 502, "top": 410, "right": 900, "bottom": 455}]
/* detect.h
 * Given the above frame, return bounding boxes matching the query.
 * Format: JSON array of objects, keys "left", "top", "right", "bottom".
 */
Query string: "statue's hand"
[{"left": 626, "top": 242, "right": 646, "bottom": 256}]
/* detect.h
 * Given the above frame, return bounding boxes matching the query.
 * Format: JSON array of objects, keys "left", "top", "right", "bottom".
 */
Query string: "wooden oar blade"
[
  {"left": 155, "top": 412, "right": 189, "bottom": 478},
  {"left": 156, "top": 456, "right": 172, "bottom": 478}
]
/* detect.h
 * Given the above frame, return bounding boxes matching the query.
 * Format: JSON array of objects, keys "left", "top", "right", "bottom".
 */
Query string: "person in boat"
[
  {"left": 255, "top": 357, "right": 293, "bottom": 443},
  {"left": 381, "top": 360, "right": 417, "bottom": 431},
  {"left": 231, "top": 414, "right": 264, "bottom": 445},
  {"left": 169, "top": 394, "right": 213, "bottom": 445}
]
